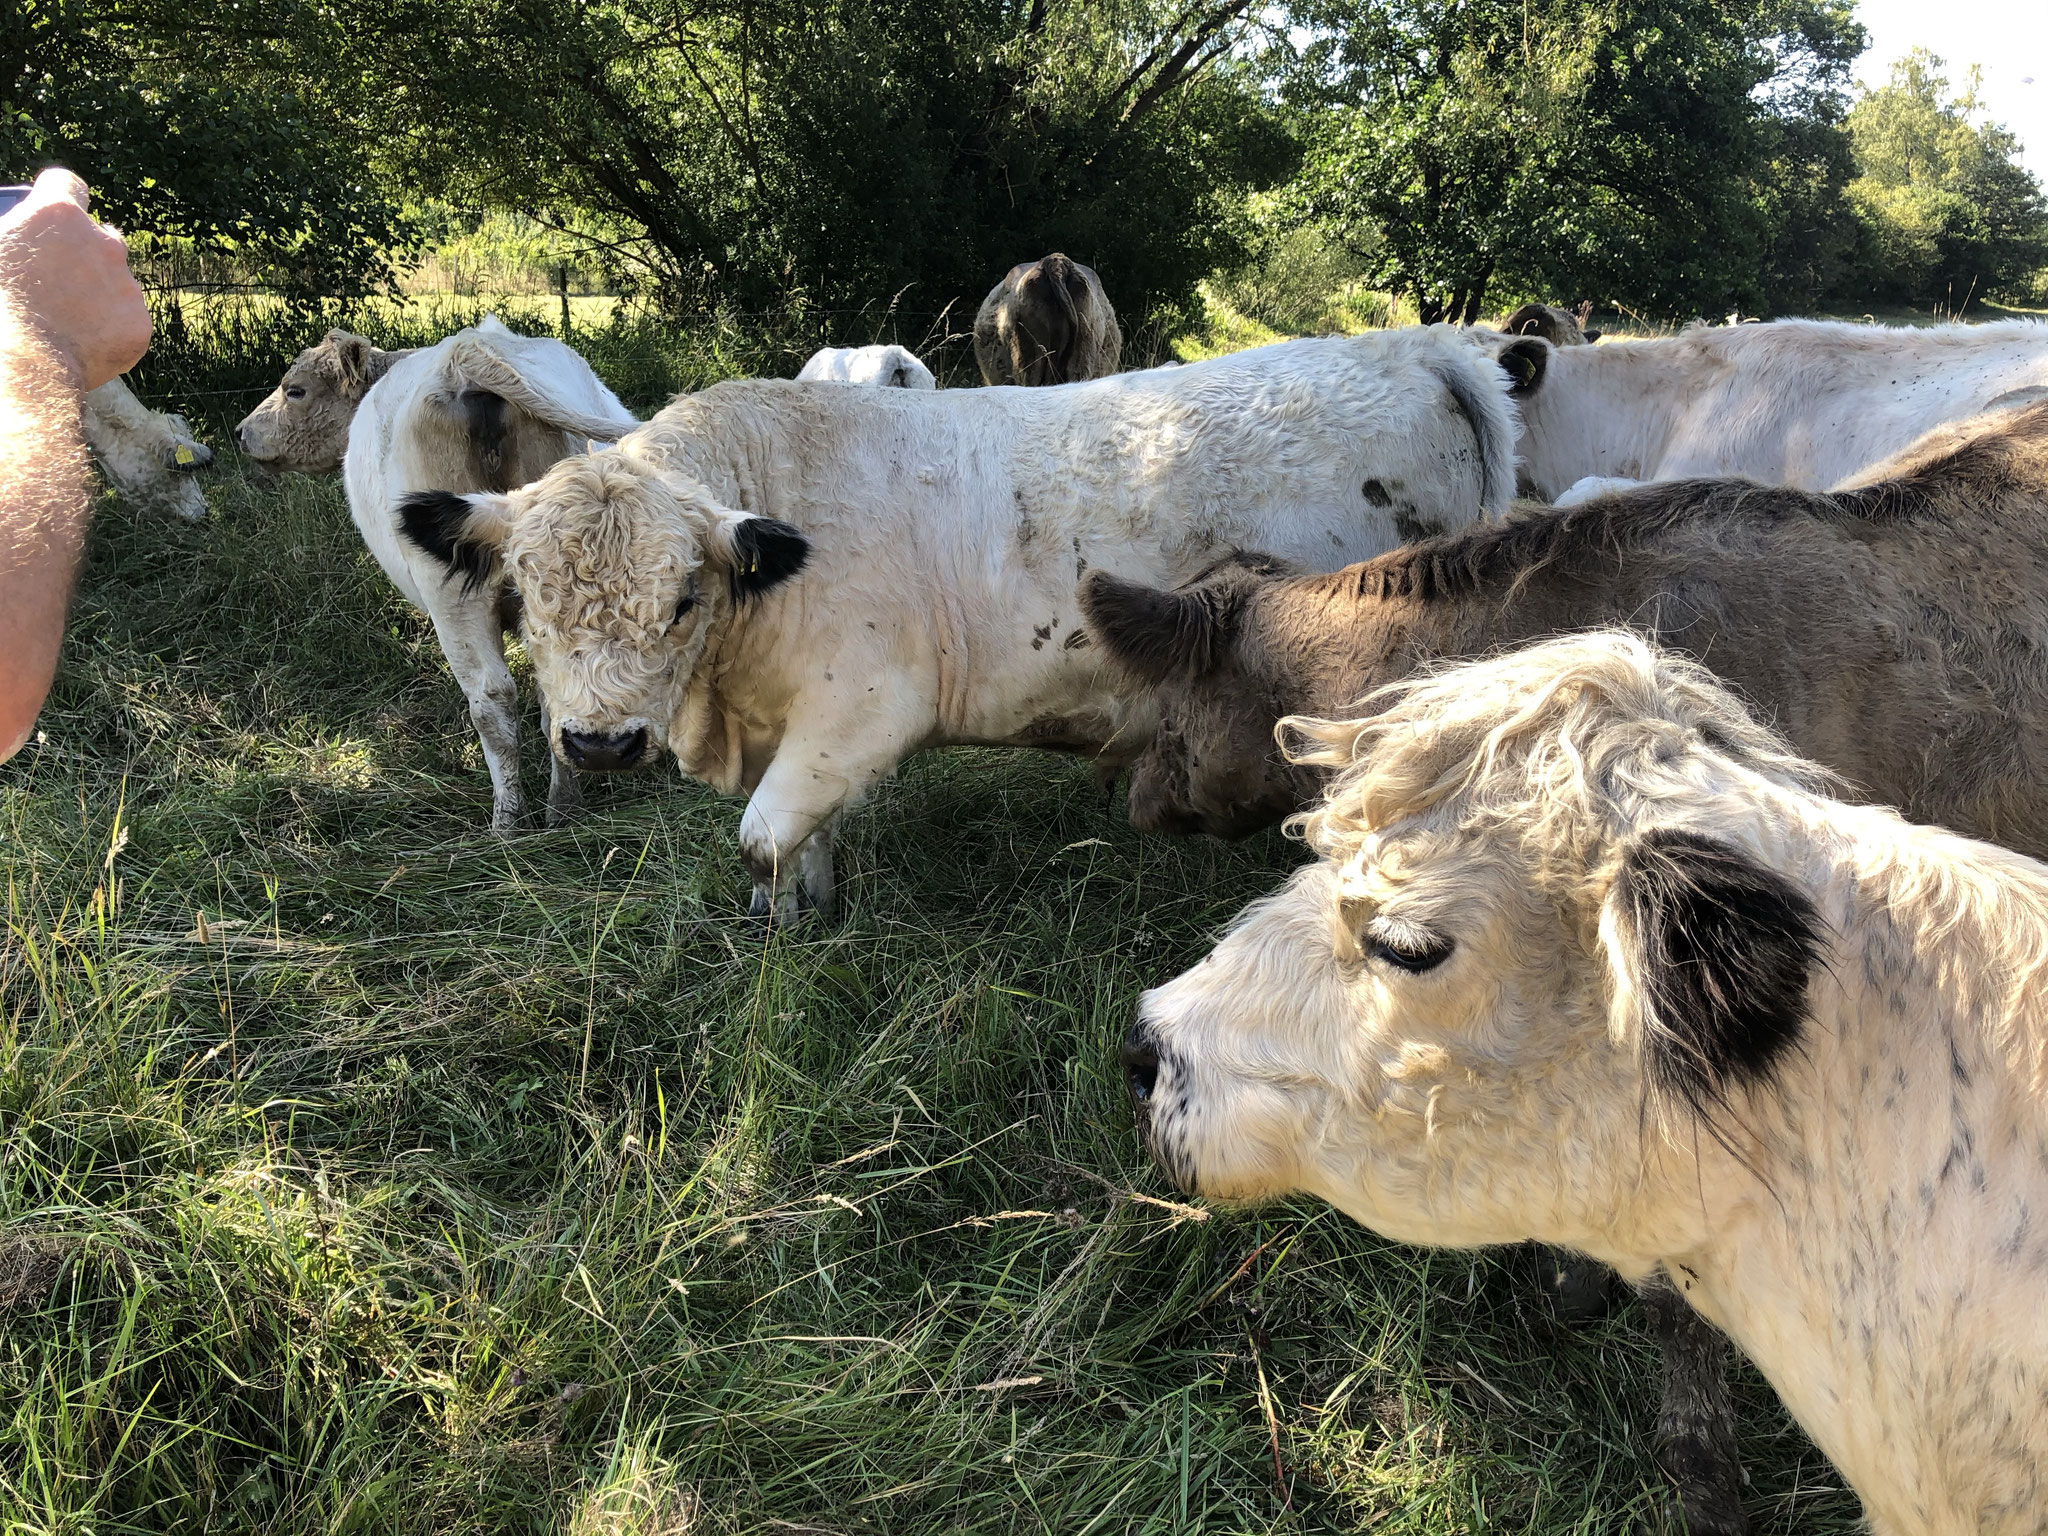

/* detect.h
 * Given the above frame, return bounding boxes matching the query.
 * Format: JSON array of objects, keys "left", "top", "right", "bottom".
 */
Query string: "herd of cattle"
[{"left": 91, "top": 254, "right": 2048, "bottom": 1533}]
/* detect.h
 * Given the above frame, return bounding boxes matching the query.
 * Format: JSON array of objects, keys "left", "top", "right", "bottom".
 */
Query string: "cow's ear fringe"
[
  {"left": 1616, "top": 828, "right": 1822, "bottom": 1125},
  {"left": 728, "top": 518, "right": 809, "bottom": 604},
  {"left": 1078, "top": 571, "right": 1242, "bottom": 685},
  {"left": 399, "top": 491, "right": 497, "bottom": 595}
]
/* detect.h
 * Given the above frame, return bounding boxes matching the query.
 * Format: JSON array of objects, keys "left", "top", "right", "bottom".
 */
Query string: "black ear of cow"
[
  {"left": 399, "top": 490, "right": 496, "bottom": 594},
  {"left": 1497, "top": 336, "right": 1550, "bottom": 396},
  {"left": 1079, "top": 570, "right": 1240, "bottom": 685},
  {"left": 729, "top": 517, "right": 809, "bottom": 603},
  {"left": 1614, "top": 828, "right": 1822, "bottom": 1124}
]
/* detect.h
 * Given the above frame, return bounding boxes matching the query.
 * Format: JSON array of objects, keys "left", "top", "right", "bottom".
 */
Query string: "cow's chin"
[{"left": 1143, "top": 1076, "right": 1316, "bottom": 1206}]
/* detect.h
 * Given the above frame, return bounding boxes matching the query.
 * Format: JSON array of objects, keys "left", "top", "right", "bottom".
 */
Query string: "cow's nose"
[
  {"left": 1120, "top": 1022, "right": 1161, "bottom": 1108},
  {"left": 562, "top": 726, "right": 648, "bottom": 772}
]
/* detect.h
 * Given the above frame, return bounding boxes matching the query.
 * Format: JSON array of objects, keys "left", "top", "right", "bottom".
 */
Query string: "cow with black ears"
[
  {"left": 1125, "top": 631, "right": 2048, "bottom": 1536},
  {"left": 401, "top": 329, "right": 1543, "bottom": 922}
]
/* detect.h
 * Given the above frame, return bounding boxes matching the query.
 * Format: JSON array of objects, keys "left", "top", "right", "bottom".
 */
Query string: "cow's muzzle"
[{"left": 562, "top": 726, "right": 648, "bottom": 772}]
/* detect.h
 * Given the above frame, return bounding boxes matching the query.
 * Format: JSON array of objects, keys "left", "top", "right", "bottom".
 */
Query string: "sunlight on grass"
[{"left": 0, "top": 315, "right": 1872, "bottom": 1536}]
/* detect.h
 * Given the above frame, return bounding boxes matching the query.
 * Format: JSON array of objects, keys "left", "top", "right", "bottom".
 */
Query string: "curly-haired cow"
[
  {"left": 399, "top": 328, "right": 1542, "bottom": 920},
  {"left": 1124, "top": 630, "right": 2048, "bottom": 1535},
  {"left": 1084, "top": 400, "right": 2048, "bottom": 1533}
]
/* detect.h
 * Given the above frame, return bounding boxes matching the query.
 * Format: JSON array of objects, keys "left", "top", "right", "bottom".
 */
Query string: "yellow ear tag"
[{"left": 174, "top": 445, "right": 196, "bottom": 465}]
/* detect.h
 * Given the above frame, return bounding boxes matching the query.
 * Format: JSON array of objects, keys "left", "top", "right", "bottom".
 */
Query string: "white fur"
[
  {"left": 1513, "top": 318, "right": 2048, "bottom": 497},
  {"left": 80, "top": 378, "right": 214, "bottom": 523},
  {"left": 1553, "top": 474, "right": 1640, "bottom": 507},
  {"left": 1137, "top": 631, "right": 2048, "bottom": 1534},
  {"left": 452, "top": 327, "right": 1526, "bottom": 917},
  {"left": 343, "top": 315, "right": 638, "bottom": 829},
  {"left": 794, "top": 344, "right": 935, "bottom": 389}
]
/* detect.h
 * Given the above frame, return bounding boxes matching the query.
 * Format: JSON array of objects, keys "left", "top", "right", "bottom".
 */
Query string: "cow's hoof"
[
  {"left": 545, "top": 797, "right": 584, "bottom": 828},
  {"left": 490, "top": 806, "right": 524, "bottom": 836},
  {"left": 1657, "top": 1437, "right": 1749, "bottom": 1536}
]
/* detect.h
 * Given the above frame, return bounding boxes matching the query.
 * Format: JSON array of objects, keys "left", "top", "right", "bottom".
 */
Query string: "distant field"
[{"left": 3, "top": 307, "right": 1883, "bottom": 1534}]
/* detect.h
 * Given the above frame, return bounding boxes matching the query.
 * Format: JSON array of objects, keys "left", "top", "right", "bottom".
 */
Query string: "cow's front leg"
[
  {"left": 536, "top": 698, "right": 584, "bottom": 826},
  {"left": 737, "top": 716, "right": 913, "bottom": 926},
  {"left": 739, "top": 784, "right": 840, "bottom": 928},
  {"left": 1644, "top": 1279, "right": 1748, "bottom": 1536}
]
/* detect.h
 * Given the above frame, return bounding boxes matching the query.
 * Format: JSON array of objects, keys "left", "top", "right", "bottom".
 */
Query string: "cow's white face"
[
  {"left": 399, "top": 450, "right": 807, "bottom": 773},
  {"left": 1121, "top": 632, "right": 1827, "bottom": 1263},
  {"left": 1126, "top": 814, "right": 1627, "bottom": 1249}
]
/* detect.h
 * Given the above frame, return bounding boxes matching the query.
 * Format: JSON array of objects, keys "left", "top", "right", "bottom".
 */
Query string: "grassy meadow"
[{"left": 0, "top": 306, "right": 1874, "bottom": 1535}]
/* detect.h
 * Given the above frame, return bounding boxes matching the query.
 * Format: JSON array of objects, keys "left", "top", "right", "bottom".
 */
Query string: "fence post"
[{"left": 558, "top": 263, "right": 572, "bottom": 340}]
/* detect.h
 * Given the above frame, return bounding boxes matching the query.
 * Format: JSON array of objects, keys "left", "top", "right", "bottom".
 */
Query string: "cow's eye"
[
  {"left": 285, "top": 386, "right": 307, "bottom": 401},
  {"left": 1366, "top": 923, "right": 1453, "bottom": 974},
  {"left": 671, "top": 583, "right": 698, "bottom": 625}
]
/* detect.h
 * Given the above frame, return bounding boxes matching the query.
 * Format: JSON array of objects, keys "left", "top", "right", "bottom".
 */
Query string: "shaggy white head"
[
  {"left": 1123, "top": 631, "right": 1828, "bottom": 1268},
  {"left": 397, "top": 448, "right": 807, "bottom": 774}
]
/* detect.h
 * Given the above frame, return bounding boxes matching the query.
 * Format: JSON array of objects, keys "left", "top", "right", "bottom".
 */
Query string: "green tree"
[
  {"left": 1277, "top": 0, "right": 1865, "bottom": 322},
  {"left": 0, "top": 0, "right": 414, "bottom": 293},
  {"left": 1837, "top": 49, "right": 2048, "bottom": 309},
  {"left": 261, "top": 0, "right": 1296, "bottom": 320}
]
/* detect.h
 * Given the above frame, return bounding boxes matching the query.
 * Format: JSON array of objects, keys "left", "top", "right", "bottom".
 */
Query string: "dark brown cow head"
[
  {"left": 1501, "top": 302, "right": 1602, "bottom": 347},
  {"left": 1080, "top": 552, "right": 1319, "bottom": 838}
]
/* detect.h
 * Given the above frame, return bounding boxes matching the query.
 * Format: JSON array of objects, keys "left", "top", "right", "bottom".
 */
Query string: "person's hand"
[{"left": 0, "top": 169, "right": 152, "bottom": 390}]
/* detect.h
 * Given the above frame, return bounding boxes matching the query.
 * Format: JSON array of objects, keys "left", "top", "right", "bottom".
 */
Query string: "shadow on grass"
[{"left": 0, "top": 422, "right": 1865, "bottom": 1534}]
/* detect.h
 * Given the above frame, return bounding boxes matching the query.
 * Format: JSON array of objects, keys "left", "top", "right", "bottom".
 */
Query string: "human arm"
[{"left": 0, "top": 169, "right": 153, "bottom": 761}]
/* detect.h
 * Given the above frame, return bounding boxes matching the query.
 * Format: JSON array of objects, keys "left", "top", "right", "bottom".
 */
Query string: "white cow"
[
  {"left": 397, "top": 328, "right": 1540, "bottom": 919},
  {"left": 794, "top": 344, "right": 935, "bottom": 389},
  {"left": 81, "top": 378, "right": 214, "bottom": 522},
  {"left": 1127, "top": 630, "right": 2048, "bottom": 1535},
  {"left": 344, "top": 316, "right": 640, "bottom": 829},
  {"left": 1507, "top": 318, "right": 2048, "bottom": 498}
]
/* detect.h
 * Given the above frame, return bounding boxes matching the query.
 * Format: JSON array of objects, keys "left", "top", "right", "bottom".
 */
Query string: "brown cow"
[
  {"left": 1080, "top": 399, "right": 2048, "bottom": 1536},
  {"left": 972, "top": 253, "right": 1122, "bottom": 387},
  {"left": 236, "top": 329, "right": 415, "bottom": 474},
  {"left": 1500, "top": 300, "right": 1602, "bottom": 346}
]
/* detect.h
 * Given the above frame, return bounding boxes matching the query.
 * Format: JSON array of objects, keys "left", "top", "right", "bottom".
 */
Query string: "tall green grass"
[
  {"left": 128, "top": 289, "right": 996, "bottom": 438},
  {"left": 1, "top": 317, "right": 1866, "bottom": 1533}
]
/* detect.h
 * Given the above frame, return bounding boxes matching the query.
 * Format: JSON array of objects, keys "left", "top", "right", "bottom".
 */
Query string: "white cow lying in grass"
[
  {"left": 344, "top": 317, "right": 639, "bottom": 829},
  {"left": 795, "top": 344, "right": 934, "bottom": 389},
  {"left": 398, "top": 327, "right": 1543, "bottom": 918},
  {"left": 1507, "top": 317, "right": 2048, "bottom": 498},
  {"left": 1124, "top": 630, "right": 2048, "bottom": 1535},
  {"left": 82, "top": 378, "right": 214, "bottom": 522}
]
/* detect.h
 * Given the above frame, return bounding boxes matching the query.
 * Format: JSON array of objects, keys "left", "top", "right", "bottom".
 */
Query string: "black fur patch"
[
  {"left": 1078, "top": 570, "right": 1242, "bottom": 684},
  {"left": 461, "top": 389, "right": 512, "bottom": 491},
  {"left": 1615, "top": 828, "right": 1822, "bottom": 1123},
  {"left": 399, "top": 490, "right": 496, "bottom": 593},
  {"left": 1498, "top": 337, "right": 1549, "bottom": 395},
  {"left": 728, "top": 518, "right": 809, "bottom": 603}
]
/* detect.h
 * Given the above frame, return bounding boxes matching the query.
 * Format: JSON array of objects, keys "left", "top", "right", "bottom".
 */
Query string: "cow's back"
[
  {"left": 630, "top": 331, "right": 1520, "bottom": 593},
  {"left": 1521, "top": 320, "right": 2048, "bottom": 495},
  {"left": 343, "top": 325, "right": 612, "bottom": 607}
]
